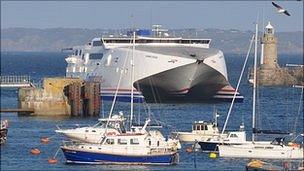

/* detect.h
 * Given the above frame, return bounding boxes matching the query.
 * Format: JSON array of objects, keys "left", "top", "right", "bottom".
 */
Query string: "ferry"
[{"left": 64, "top": 25, "right": 243, "bottom": 103}]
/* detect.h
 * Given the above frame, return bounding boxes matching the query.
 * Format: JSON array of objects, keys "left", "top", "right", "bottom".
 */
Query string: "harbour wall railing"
[{"left": 0, "top": 75, "right": 34, "bottom": 88}]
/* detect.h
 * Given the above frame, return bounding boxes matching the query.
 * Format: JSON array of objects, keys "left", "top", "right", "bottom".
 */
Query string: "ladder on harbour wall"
[{"left": 0, "top": 75, "right": 34, "bottom": 88}]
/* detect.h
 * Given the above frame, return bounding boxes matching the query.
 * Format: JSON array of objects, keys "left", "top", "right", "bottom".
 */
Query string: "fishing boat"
[
  {"left": 171, "top": 109, "right": 224, "bottom": 143},
  {"left": 0, "top": 120, "right": 8, "bottom": 144},
  {"left": 55, "top": 112, "right": 126, "bottom": 143},
  {"left": 60, "top": 31, "right": 180, "bottom": 165},
  {"left": 218, "top": 21, "right": 304, "bottom": 159},
  {"left": 61, "top": 119, "right": 179, "bottom": 165},
  {"left": 198, "top": 126, "right": 247, "bottom": 152}
]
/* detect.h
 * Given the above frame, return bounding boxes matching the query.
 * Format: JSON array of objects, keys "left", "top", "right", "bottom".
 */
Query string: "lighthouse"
[
  {"left": 261, "top": 22, "right": 279, "bottom": 69},
  {"left": 253, "top": 21, "right": 303, "bottom": 86}
]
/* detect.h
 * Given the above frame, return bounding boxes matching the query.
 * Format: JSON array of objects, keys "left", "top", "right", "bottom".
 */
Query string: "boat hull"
[
  {"left": 135, "top": 62, "right": 242, "bottom": 103},
  {"left": 172, "top": 132, "right": 219, "bottom": 143},
  {"left": 198, "top": 142, "right": 219, "bottom": 152},
  {"left": 219, "top": 144, "right": 304, "bottom": 159},
  {"left": 62, "top": 147, "right": 179, "bottom": 165},
  {"left": 198, "top": 140, "right": 249, "bottom": 152}
]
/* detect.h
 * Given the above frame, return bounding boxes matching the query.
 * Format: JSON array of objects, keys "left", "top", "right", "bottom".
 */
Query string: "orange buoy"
[
  {"left": 30, "top": 148, "right": 41, "bottom": 155},
  {"left": 41, "top": 137, "right": 50, "bottom": 144},
  {"left": 186, "top": 146, "right": 193, "bottom": 153},
  {"left": 48, "top": 158, "right": 58, "bottom": 164}
]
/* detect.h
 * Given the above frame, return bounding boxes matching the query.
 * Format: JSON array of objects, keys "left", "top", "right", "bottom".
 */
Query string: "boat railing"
[
  {"left": 62, "top": 140, "right": 83, "bottom": 147},
  {"left": 150, "top": 147, "right": 175, "bottom": 154},
  {"left": 56, "top": 124, "right": 92, "bottom": 130}
]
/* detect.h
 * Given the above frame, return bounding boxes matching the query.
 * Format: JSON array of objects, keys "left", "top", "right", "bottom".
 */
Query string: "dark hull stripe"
[{"left": 62, "top": 148, "right": 178, "bottom": 165}]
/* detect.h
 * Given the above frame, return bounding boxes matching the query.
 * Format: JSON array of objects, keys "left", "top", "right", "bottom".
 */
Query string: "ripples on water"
[{"left": 1, "top": 52, "right": 303, "bottom": 170}]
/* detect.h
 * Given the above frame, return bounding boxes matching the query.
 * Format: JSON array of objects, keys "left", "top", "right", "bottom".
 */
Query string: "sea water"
[{"left": 1, "top": 52, "right": 303, "bottom": 170}]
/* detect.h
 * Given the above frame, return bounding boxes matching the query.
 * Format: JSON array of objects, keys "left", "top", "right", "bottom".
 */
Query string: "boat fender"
[
  {"left": 171, "top": 146, "right": 177, "bottom": 151},
  {"left": 248, "top": 159, "right": 263, "bottom": 168},
  {"left": 209, "top": 152, "right": 217, "bottom": 159},
  {"left": 30, "top": 148, "right": 41, "bottom": 155},
  {"left": 292, "top": 143, "right": 300, "bottom": 148},
  {"left": 106, "top": 132, "right": 116, "bottom": 136},
  {"left": 185, "top": 146, "right": 193, "bottom": 153},
  {"left": 4, "top": 120, "right": 9, "bottom": 127},
  {"left": 288, "top": 142, "right": 300, "bottom": 148},
  {"left": 41, "top": 137, "right": 50, "bottom": 144},
  {"left": 48, "top": 158, "right": 58, "bottom": 164}
]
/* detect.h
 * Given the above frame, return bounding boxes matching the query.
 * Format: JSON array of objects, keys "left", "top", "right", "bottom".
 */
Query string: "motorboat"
[{"left": 0, "top": 120, "right": 8, "bottom": 144}]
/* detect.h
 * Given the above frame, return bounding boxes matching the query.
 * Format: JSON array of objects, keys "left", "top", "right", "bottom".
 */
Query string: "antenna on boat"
[
  {"left": 252, "top": 14, "right": 259, "bottom": 143},
  {"left": 104, "top": 31, "right": 134, "bottom": 134},
  {"left": 213, "top": 106, "right": 219, "bottom": 127}
]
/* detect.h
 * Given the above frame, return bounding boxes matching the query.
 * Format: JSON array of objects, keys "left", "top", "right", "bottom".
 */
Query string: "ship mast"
[
  {"left": 252, "top": 20, "right": 259, "bottom": 143},
  {"left": 130, "top": 31, "right": 135, "bottom": 128}
]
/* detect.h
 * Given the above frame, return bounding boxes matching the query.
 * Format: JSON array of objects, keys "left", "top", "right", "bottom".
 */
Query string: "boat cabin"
[
  {"left": 192, "top": 121, "right": 219, "bottom": 134},
  {"left": 224, "top": 131, "right": 247, "bottom": 142}
]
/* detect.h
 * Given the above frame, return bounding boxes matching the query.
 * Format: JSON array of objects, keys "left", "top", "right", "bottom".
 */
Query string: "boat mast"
[
  {"left": 130, "top": 31, "right": 135, "bottom": 128},
  {"left": 252, "top": 20, "right": 259, "bottom": 143}
]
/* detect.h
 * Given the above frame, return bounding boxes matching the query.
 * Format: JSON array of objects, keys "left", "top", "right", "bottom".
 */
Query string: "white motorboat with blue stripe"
[{"left": 61, "top": 119, "right": 180, "bottom": 165}]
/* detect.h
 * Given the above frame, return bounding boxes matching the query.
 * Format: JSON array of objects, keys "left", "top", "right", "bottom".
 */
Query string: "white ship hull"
[
  {"left": 218, "top": 142, "right": 304, "bottom": 159},
  {"left": 65, "top": 36, "right": 243, "bottom": 103}
]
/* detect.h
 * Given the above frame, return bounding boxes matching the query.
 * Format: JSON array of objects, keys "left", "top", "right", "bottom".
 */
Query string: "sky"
[{"left": 1, "top": 1, "right": 303, "bottom": 32}]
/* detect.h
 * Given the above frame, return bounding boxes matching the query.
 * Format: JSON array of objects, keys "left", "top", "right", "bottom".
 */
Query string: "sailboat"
[
  {"left": 60, "top": 31, "right": 180, "bottom": 165},
  {"left": 218, "top": 21, "right": 303, "bottom": 159},
  {"left": 197, "top": 33, "right": 257, "bottom": 152}
]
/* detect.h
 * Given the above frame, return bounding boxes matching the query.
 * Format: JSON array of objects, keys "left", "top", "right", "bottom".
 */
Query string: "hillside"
[{"left": 1, "top": 28, "right": 303, "bottom": 54}]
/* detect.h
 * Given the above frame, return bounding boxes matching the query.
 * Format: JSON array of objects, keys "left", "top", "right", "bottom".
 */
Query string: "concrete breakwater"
[
  {"left": 18, "top": 77, "right": 100, "bottom": 116},
  {"left": 252, "top": 66, "right": 303, "bottom": 86}
]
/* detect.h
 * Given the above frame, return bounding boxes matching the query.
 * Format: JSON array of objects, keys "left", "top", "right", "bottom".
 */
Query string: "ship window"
[
  {"left": 149, "top": 140, "right": 151, "bottom": 146},
  {"left": 196, "top": 125, "right": 200, "bottom": 130},
  {"left": 118, "top": 139, "right": 128, "bottom": 145},
  {"left": 85, "top": 130, "right": 89, "bottom": 132},
  {"left": 92, "top": 41, "right": 102, "bottom": 46},
  {"left": 254, "top": 146, "right": 264, "bottom": 149},
  {"left": 130, "top": 138, "right": 139, "bottom": 145},
  {"left": 157, "top": 141, "right": 160, "bottom": 146},
  {"left": 79, "top": 50, "right": 82, "bottom": 56},
  {"left": 74, "top": 49, "right": 78, "bottom": 55},
  {"left": 92, "top": 130, "right": 96, "bottom": 132},
  {"left": 106, "top": 139, "right": 114, "bottom": 145},
  {"left": 230, "top": 134, "right": 238, "bottom": 138},
  {"left": 204, "top": 125, "right": 208, "bottom": 130},
  {"left": 89, "top": 53, "right": 103, "bottom": 59}
]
